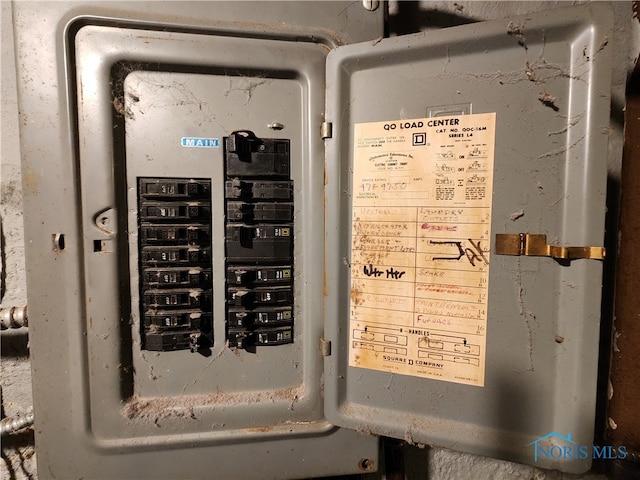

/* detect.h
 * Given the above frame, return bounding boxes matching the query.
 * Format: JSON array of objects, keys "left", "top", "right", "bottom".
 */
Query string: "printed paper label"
[{"left": 348, "top": 113, "right": 496, "bottom": 386}]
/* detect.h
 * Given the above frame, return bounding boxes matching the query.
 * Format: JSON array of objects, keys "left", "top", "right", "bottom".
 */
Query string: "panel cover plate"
[
  {"left": 15, "top": 3, "right": 385, "bottom": 479},
  {"left": 60, "top": 18, "right": 377, "bottom": 480},
  {"left": 324, "top": 4, "right": 613, "bottom": 474}
]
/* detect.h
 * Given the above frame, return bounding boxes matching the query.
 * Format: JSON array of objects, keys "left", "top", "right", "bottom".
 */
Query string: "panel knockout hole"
[
  {"left": 53, "top": 233, "right": 65, "bottom": 251},
  {"left": 358, "top": 458, "right": 375, "bottom": 471}
]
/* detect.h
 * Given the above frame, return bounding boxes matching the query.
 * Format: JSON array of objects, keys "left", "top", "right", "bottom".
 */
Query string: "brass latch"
[{"left": 495, "top": 233, "right": 605, "bottom": 261}]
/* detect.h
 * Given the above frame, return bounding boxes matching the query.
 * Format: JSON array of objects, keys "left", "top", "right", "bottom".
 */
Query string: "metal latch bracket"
[
  {"left": 320, "top": 337, "right": 332, "bottom": 356},
  {"left": 495, "top": 233, "right": 605, "bottom": 261}
]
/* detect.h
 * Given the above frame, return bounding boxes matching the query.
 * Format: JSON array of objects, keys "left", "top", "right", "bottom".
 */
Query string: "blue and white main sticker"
[{"left": 181, "top": 137, "right": 220, "bottom": 148}]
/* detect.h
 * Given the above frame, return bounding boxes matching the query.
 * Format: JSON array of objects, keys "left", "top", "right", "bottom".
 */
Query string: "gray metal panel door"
[{"left": 324, "top": 4, "right": 613, "bottom": 474}]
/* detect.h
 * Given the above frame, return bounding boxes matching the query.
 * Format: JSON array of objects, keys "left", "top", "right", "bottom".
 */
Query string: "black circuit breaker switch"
[
  {"left": 229, "top": 269, "right": 252, "bottom": 285},
  {"left": 143, "top": 288, "right": 213, "bottom": 309},
  {"left": 226, "top": 266, "right": 292, "bottom": 286},
  {"left": 141, "top": 246, "right": 211, "bottom": 265},
  {"left": 139, "top": 178, "right": 211, "bottom": 198},
  {"left": 143, "top": 267, "right": 212, "bottom": 287},
  {"left": 227, "top": 329, "right": 253, "bottom": 349},
  {"left": 225, "top": 131, "right": 290, "bottom": 178},
  {"left": 225, "top": 179, "right": 293, "bottom": 200},
  {"left": 251, "top": 286, "right": 293, "bottom": 305},
  {"left": 229, "top": 289, "right": 252, "bottom": 307},
  {"left": 226, "top": 224, "right": 293, "bottom": 262},
  {"left": 140, "top": 224, "right": 211, "bottom": 244},
  {"left": 144, "top": 310, "right": 209, "bottom": 329},
  {"left": 140, "top": 202, "right": 210, "bottom": 222},
  {"left": 227, "top": 307, "right": 293, "bottom": 327},
  {"left": 252, "top": 181, "right": 293, "bottom": 200},
  {"left": 226, "top": 202, "right": 293, "bottom": 222},
  {"left": 227, "top": 326, "right": 293, "bottom": 348},
  {"left": 226, "top": 130, "right": 254, "bottom": 157},
  {"left": 189, "top": 333, "right": 201, "bottom": 353},
  {"left": 225, "top": 179, "right": 250, "bottom": 198},
  {"left": 254, "top": 327, "right": 293, "bottom": 346},
  {"left": 227, "top": 286, "right": 293, "bottom": 308},
  {"left": 227, "top": 287, "right": 293, "bottom": 308}
]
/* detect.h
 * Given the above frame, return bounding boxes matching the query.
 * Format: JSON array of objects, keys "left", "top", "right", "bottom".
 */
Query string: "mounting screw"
[
  {"left": 268, "top": 122, "right": 284, "bottom": 131},
  {"left": 358, "top": 458, "right": 375, "bottom": 471},
  {"left": 362, "top": 0, "right": 379, "bottom": 11}
]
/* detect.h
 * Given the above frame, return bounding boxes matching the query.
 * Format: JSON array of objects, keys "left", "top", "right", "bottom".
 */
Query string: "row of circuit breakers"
[{"left": 137, "top": 131, "right": 294, "bottom": 352}]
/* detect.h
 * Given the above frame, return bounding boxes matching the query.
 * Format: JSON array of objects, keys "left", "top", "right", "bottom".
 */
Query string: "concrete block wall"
[{"left": 1, "top": 1, "right": 637, "bottom": 479}]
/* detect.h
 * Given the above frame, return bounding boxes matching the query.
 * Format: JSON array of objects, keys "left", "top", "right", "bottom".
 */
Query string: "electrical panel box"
[{"left": 14, "top": 1, "right": 613, "bottom": 478}]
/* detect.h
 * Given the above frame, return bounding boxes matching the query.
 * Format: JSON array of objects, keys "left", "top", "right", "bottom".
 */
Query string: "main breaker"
[{"left": 13, "top": 1, "right": 614, "bottom": 478}]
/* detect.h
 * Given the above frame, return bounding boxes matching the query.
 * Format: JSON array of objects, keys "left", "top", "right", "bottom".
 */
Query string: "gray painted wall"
[{"left": 1, "top": 1, "right": 637, "bottom": 479}]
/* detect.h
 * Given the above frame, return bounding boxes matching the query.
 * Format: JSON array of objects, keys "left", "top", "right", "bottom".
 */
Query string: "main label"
[
  {"left": 348, "top": 113, "right": 496, "bottom": 386},
  {"left": 181, "top": 137, "right": 220, "bottom": 148}
]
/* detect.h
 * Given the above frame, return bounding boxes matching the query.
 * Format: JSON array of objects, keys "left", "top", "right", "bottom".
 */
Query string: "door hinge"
[
  {"left": 320, "top": 337, "right": 332, "bottom": 356},
  {"left": 321, "top": 122, "right": 333, "bottom": 139},
  {"left": 495, "top": 233, "right": 605, "bottom": 261}
]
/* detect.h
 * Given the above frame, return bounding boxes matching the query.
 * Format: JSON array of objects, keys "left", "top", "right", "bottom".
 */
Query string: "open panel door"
[{"left": 324, "top": 4, "right": 613, "bottom": 474}]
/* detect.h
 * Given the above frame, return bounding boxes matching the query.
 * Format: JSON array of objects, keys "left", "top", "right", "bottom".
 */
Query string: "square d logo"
[{"left": 413, "top": 132, "right": 427, "bottom": 146}]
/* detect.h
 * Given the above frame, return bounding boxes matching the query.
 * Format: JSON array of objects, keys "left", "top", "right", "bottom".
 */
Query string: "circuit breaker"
[
  {"left": 15, "top": 2, "right": 614, "bottom": 479},
  {"left": 224, "top": 132, "right": 295, "bottom": 349},
  {"left": 137, "top": 178, "right": 213, "bottom": 351}
]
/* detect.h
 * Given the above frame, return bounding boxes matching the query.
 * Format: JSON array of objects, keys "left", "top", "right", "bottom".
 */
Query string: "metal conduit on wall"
[
  {"left": 0, "top": 306, "right": 28, "bottom": 330},
  {"left": 0, "top": 412, "right": 35, "bottom": 436}
]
